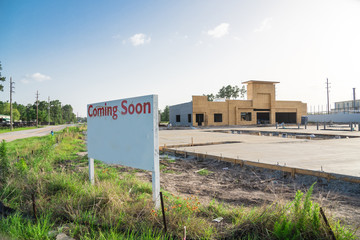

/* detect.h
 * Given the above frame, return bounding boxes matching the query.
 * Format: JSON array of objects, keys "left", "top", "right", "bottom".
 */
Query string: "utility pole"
[
  {"left": 326, "top": 78, "right": 330, "bottom": 114},
  {"left": 48, "top": 96, "right": 50, "bottom": 125},
  {"left": 36, "top": 91, "right": 39, "bottom": 127},
  {"left": 10, "top": 77, "right": 15, "bottom": 131}
]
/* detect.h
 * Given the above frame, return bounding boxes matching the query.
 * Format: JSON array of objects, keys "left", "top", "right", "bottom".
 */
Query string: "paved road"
[{"left": 0, "top": 125, "right": 73, "bottom": 142}]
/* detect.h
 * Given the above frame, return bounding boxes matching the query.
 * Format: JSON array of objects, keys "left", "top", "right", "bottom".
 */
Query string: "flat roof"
[
  {"left": 242, "top": 80, "right": 280, "bottom": 84},
  {"left": 335, "top": 99, "right": 360, "bottom": 103}
]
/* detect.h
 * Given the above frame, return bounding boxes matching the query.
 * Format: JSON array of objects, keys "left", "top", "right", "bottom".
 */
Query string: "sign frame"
[{"left": 87, "top": 94, "right": 160, "bottom": 208}]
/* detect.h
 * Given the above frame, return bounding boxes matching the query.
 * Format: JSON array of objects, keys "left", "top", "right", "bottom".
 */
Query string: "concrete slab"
[{"left": 160, "top": 127, "right": 360, "bottom": 178}]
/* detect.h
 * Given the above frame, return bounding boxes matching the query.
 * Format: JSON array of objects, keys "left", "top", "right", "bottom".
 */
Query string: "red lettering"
[
  {"left": 129, "top": 104, "right": 135, "bottom": 114},
  {"left": 88, "top": 105, "right": 93, "bottom": 117},
  {"left": 121, "top": 100, "right": 127, "bottom": 115},
  {"left": 90, "top": 99, "right": 151, "bottom": 119},
  {"left": 113, "top": 106, "right": 118, "bottom": 119},
  {"left": 97, "top": 107, "right": 104, "bottom": 116},
  {"left": 135, "top": 103, "right": 142, "bottom": 114},
  {"left": 143, "top": 102, "right": 151, "bottom": 114}
]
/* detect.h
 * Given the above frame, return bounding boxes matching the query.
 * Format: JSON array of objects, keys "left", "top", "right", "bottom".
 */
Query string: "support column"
[
  {"left": 89, "top": 158, "right": 94, "bottom": 185},
  {"left": 152, "top": 170, "right": 160, "bottom": 209}
]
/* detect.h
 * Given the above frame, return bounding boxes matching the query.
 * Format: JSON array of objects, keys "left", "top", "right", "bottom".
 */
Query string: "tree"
[
  {"left": 12, "top": 109, "right": 20, "bottom": 121},
  {"left": 203, "top": 93, "right": 215, "bottom": 101},
  {"left": 50, "top": 100, "right": 62, "bottom": 124},
  {"left": 62, "top": 104, "right": 76, "bottom": 123},
  {"left": 0, "top": 62, "right": 5, "bottom": 92},
  {"left": 161, "top": 106, "right": 169, "bottom": 122},
  {"left": 204, "top": 85, "right": 247, "bottom": 101},
  {"left": 2, "top": 103, "right": 20, "bottom": 121},
  {"left": 24, "top": 104, "right": 36, "bottom": 122},
  {"left": 216, "top": 85, "right": 240, "bottom": 99},
  {"left": 239, "top": 85, "right": 246, "bottom": 99},
  {"left": 13, "top": 102, "right": 27, "bottom": 121},
  {"left": 0, "top": 101, "right": 6, "bottom": 113}
]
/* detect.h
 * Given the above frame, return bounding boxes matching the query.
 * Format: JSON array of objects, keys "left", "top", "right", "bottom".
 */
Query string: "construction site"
[{"left": 142, "top": 123, "right": 360, "bottom": 235}]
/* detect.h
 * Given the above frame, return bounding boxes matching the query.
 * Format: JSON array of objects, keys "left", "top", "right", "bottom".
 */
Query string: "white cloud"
[
  {"left": 21, "top": 72, "right": 51, "bottom": 84},
  {"left": 254, "top": 18, "right": 273, "bottom": 32},
  {"left": 31, "top": 72, "right": 51, "bottom": 82},
  {"left": 207, "top": 23, "right": 230, "bottom": 38},
  {"left": 21, "top": 79, "right": 30, "bottom": 84},
  {"left": 129, "top": 33, "right": 151, "bottom": 46}
]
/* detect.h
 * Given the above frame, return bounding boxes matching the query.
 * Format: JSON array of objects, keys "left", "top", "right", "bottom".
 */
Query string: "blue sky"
[{"left": 1, "top": 0, "right": 360, "bottom": 116}]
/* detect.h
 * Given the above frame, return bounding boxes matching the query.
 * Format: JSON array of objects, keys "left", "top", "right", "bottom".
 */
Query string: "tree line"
[
  {"left": 204, "top": 85, "right": 246, "bottom": 101},
  {"left": 0, "top": 100, "right": 77, "bottom": 124},
  {"left": 0, "top": 61, "right": 76, "bottom": 124}
]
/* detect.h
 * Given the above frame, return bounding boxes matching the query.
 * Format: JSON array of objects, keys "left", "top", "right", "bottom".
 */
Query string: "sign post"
[
  {"left": 87, "top": 95, "right": 160, "bottom": 208},
  {"left": 89, "top": 158, "right": 94, "bottom": 185}
]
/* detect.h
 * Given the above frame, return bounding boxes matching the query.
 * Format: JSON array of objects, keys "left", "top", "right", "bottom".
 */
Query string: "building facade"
[
  {"left": 170, "top": 80, "right": 307, "bottom": 127},
  {"left": 334, "top": 100, "right": 360, "bottom": 112}
]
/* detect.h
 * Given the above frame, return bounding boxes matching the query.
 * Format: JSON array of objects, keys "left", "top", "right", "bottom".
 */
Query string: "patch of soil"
[{"left": 133, "top": 155, "right": 360, "bottom": 234}]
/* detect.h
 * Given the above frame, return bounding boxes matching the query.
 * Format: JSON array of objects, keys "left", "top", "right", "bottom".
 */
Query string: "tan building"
[{"left": 169, "top": 80, "right": 307, "bottom": 127}]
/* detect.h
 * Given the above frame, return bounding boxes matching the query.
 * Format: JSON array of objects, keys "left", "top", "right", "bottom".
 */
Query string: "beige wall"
[{"left": 192, "top": 82, "right": 307, "bottom": 126}]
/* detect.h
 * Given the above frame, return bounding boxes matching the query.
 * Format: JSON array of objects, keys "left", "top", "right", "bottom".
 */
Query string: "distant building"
[
  {"left": 334, "top": 100, "right": 360, "bottom": 112},
  {"left": 0, "top": 114, "right": 10, "bottom": 126},
  {"left": 169, "top": 80, "right": 307, "bottom": 127}
]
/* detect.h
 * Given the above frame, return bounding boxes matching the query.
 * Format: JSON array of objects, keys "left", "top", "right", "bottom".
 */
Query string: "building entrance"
[
  {"left": 196, "top": 114, "right": 204, "bottom": 126},
  {"left": 276, "top": 112, "right": 296, "bottom": 123},
  {"left": 257, "top": 112, "right": 270, "bottom": 124}
]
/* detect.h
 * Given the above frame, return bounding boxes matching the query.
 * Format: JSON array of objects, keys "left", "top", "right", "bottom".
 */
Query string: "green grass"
[
  {"left": 197, "top": 168, "right": 212, "bottom": 176},
  {"left": 0, "top": 126, "right": 356, "bottom": 240}
]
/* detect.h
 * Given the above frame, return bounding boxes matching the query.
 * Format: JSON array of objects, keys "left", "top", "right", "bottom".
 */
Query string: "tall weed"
[{"left": 0, "top": 140, "right": 9, "bottom": 183}]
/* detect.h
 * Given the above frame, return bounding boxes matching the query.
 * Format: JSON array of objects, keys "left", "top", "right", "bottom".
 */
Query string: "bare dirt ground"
[{"left": 133, "top": 155, "right": 360, "bottom": 235}]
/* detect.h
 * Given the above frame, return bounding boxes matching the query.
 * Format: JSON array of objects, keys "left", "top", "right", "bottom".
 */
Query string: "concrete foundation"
[{"left": 160, "top": 126, "right": 360, "bottom": 178}]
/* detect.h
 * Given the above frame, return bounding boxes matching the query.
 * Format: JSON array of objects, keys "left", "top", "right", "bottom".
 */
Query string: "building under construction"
[{"left": 169, "top": 80, "right": 307, "bottom": 127}]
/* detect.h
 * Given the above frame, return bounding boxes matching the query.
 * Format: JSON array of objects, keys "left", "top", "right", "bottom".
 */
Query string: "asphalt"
[
  {"left": 0, "top": 125, "right": 72, "bottom": 142},
  {"left": 160, "top": 126, "right": 360, "bottom": 178}
]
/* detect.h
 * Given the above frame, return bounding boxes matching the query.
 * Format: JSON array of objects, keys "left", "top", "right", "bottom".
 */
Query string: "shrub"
[{"left": 0, "top": 140, "right": 9, "bottom": 183}]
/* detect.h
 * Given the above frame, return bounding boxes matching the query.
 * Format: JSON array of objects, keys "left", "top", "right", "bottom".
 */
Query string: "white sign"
[{"left": 87, "top": 95, "right": 159, "bottom": 207}]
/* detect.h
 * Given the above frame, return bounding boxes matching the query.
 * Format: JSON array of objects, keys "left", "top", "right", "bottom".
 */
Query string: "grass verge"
[{"left": 0, "top": 126, "right": 39, "bottom": 134}]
